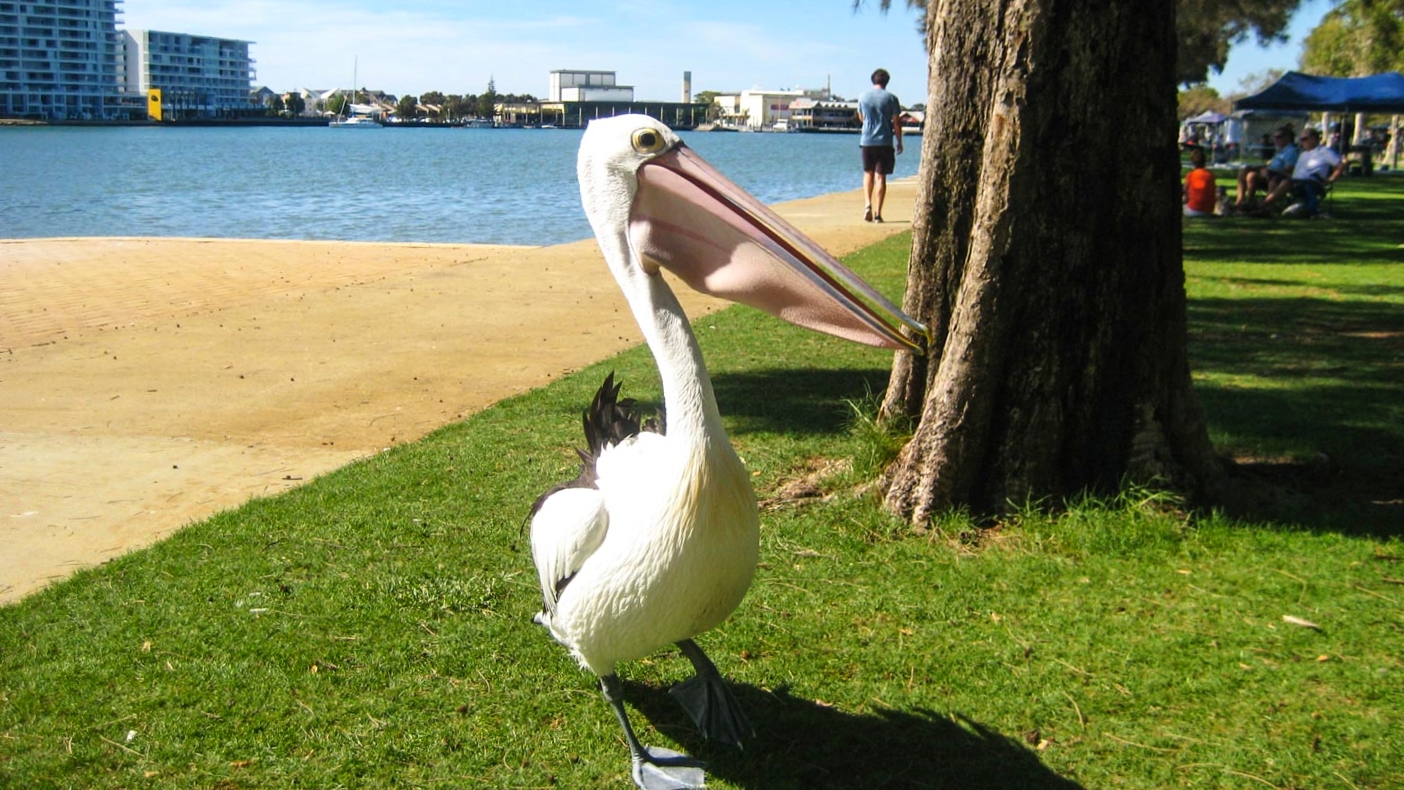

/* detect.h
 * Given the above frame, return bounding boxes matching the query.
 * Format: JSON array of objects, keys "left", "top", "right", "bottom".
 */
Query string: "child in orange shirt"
[{"left": 1183, "top": 147, "right": 1217, "bottom": 217}]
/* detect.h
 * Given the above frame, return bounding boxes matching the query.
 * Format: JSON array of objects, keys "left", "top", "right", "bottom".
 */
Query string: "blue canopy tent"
[
  {"left": 1234, "top": 71, "right": 1404, "bottom": 114},
  {"left": 1235, "top": 72, "right": 1404, "bottom": 172}
]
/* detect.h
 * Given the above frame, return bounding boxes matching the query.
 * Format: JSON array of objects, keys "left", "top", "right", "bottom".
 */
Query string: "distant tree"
[
  {"left": 449, "top": 93, "right": 479, "bottom": 120},
  {"left": 1303, "top": 11, "right": 1363, "bottom": 74},
  {"left": 1178, "top": 84, "right": 1230, "bottom": 117},
  {"left": 440, "top": 95, "right": 462, "bottom": 120},
  {"left": 694, "top": 90, "right": 724, "bottom": 121},
  {"left": 1237, "top": 68, "right": 1286, "bottom": 94},
  {"left": 397, "top": 94, "right": 419, "bottom": 120},
  {"left": 284, "top": 92, "right": 305, "bottom": 116},
  {"left": 327, "top": 94, "right": 347, "bottom": 116},
  {"left": 269, "top": 94, "right": 285, "bottom": 114},
  {"left": 478, "top": 78, "right": 499, "bottom": 120},
  {"left": 1175, "top": 0, "right": 1305, "bottom": 83},
  {"left": 853, "top": 0, "right": 1308, "bottom": 85},
  {"left": 1302, "top": 0, "right": 1404, "bottom": 75}
]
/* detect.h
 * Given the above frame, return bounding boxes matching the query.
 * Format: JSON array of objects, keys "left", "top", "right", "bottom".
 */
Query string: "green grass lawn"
[
  {"left": 2, "top": 179, "right": 1401, "bottom": 789},
  {"left": 1185, "top": 172, "right": 1404, "bottom": 534}
]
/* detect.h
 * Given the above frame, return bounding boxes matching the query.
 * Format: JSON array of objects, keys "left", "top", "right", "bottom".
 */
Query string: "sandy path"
[{"left": 0, "top": 180, "right": 915, "bottom": 603}]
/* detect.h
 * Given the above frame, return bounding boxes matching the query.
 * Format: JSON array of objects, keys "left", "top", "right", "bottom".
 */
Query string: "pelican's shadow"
[{"left": 624, "top": 680, "right": 1084, "bottom": 789}]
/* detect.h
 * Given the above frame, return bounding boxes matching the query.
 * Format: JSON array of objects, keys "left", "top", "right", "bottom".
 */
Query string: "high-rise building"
[
  {"left": 120, "top": 29, "right": 255, "bottom": 119},
  {"left": 0, "top": 0, "right": 123, "bottom": 120}
]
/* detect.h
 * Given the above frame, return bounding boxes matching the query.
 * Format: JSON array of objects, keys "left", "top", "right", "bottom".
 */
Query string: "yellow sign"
[{"left": 147, "top": 89, "right": 163, "bottom": 121}]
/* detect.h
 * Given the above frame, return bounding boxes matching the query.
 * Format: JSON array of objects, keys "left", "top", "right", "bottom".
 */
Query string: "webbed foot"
[
  {"left": 631, "top": 745, "right": 706, "bottom": 789},
  {"left": 671, "top": 639, "right": 755, "bottom": 748},
  {"left": 601, "top": 674, "right": 709, "bottom": 789}
]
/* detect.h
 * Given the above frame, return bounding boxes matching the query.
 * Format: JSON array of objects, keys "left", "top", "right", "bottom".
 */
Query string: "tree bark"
[{"left": 881, "top": 0, "right": 1225, "bottom": 522}]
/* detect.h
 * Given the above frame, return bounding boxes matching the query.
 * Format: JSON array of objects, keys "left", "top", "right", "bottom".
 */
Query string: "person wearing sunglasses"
[
  {"left": 1263, "top": 127, "right": 1346, "bottom": 217},
  {"left": 1234, "top": 126, "right": 1297, "bottom": 212}
]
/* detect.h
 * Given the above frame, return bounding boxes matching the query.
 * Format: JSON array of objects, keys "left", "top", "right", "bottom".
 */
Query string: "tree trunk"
[{"left": 881, "top": 0, "right": 1225, "bottom": 522}]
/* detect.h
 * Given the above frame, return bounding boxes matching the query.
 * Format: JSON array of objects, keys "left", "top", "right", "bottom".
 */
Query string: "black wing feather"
[{"left": 527, "top": 372, "right": 657, "bottom": 520}]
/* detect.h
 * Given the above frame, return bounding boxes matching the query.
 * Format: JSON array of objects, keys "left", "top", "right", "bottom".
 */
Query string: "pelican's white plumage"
[{"left": 530, "top": 115, "right": 926, "bottom": 790}]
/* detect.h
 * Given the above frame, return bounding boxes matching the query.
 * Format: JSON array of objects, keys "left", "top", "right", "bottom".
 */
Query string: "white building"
[
  {"left": 0, "top": 0, "right": 124, "bottom": 120},
  {"left": 788, "top": 97, "right": 860, "bottom": 131},
  {"left": 549, "top": 69, "right": 633, "bottom": 102},
  {"left": 713, "top": 89, "right": 806, "bottom": 130},
  {"left": 120, "top": 29, "right": 255, "bottom": 118}
]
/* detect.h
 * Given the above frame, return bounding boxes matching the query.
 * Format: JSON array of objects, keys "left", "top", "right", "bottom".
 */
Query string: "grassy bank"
[{"left": 2, "top": 179, "right": 1400, "bottom": 788}]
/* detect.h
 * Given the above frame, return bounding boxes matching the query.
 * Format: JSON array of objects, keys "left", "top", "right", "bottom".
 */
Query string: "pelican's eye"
[{"left": 631, "top": 128, "right": 666, "bottom": 154}]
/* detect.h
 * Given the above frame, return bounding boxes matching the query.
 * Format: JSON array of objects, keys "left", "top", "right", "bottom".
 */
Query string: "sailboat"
[{"left": 329, "top": 58, "right": 379, "bottom": 128}]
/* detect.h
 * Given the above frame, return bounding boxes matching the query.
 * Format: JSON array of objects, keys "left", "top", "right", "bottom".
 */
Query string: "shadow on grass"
[
  {"left": 625, "top": 681, "right": 1083, "bottom": 790},
  {"left": 711, "top": 368, "right": 892, "bottom": 437},
  {"left": 1187, "top": 266, "right": 1402, "bottom": 536},
  {"left": 1183, "top": 177, "right": 1404, "bottom": 265}
]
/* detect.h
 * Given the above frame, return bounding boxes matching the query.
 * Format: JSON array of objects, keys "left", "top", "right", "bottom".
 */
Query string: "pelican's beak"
[{"left": 629, "top": 143, "right": 929, "bottom": 354}]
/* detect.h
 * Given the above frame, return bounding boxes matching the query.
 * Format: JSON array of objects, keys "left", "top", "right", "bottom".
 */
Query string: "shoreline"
[{"left": 0, "top": 179, "right": 917, "bottom": 604}]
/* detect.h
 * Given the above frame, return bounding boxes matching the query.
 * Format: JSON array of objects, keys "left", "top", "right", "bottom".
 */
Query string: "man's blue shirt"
[
  {"left": 1268, "top": 143, "right": 1300, "bottom": 174},
  {"left": 858, "top": 88, "right": 900, "bottom": 147}
]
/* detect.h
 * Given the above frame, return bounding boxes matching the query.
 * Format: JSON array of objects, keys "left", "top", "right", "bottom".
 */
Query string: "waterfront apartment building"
[
  {"left": 120, "top": 29, "right": 255, "bottom": 119},
  {"left": 0, "top": 0, "right": 122, "bottom": 120},
  {"left": 788, "top": 97, "right": 861, "bottom": 132}
]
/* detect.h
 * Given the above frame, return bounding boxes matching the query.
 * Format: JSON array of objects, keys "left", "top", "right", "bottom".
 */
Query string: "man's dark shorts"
[{"left": 861, "top": 145, "right": 896, "bottom": 175}]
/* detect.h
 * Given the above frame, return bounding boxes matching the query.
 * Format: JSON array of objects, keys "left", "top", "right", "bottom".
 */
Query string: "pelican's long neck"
[{"left": 598, "top": 229, "right": 726, "bottom": 448}]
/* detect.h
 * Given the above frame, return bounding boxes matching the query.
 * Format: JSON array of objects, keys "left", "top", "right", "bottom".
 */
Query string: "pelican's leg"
[
  {"left": 600, "top": 674, "right": 707, "bottom": 790},
  {"left": 669, "top": 639, "right": 755, "bottom": 748}
]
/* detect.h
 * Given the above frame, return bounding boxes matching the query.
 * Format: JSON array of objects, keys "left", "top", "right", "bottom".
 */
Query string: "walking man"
[{"left": 858, "top": 68, "right": 903, "bottom": 222}]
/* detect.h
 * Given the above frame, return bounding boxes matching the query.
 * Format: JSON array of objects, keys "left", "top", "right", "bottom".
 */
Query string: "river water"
[{"left": 0, "top": 125, "right": 920, "bottom": 246}]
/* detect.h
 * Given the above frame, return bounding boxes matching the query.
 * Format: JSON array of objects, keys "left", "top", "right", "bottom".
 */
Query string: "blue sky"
[
  {"left": 120, "top": 0, "right": 1335, "bottom": 103},
  {"left": 120, "top": 1, "right": 931, "bottom": 102},
  {"left": 1205, "top": 0, "right": 1334, "bottom": 95}
]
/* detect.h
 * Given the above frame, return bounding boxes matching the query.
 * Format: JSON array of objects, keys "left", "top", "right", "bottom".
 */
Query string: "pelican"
[{"left": 530, "top": 115, "right": 926, "bottom": 790}]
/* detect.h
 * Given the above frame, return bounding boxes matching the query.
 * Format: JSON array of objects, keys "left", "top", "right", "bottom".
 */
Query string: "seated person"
[
  {"left": 1255, "top": 133, "right": 1273, "bottom": 160},
  {"left": 1183, "top": 148, "right": 1217, "bottom": 217},
  {"left": 1263, "top": 127, "right": 1346, "bottom": 216},
  {"left": 1235, "top": 127, "right": 1297, "bottom": 210}
]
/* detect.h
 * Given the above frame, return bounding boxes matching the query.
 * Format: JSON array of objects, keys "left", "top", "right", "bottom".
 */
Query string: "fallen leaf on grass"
[{"left": 1282, "top": 615, "right": 1321, "bottom": 630}]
